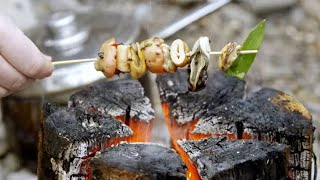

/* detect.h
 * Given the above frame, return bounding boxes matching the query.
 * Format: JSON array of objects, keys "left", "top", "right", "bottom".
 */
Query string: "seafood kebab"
[{"left": 93, "top": 36, "right": 253, "bottom": 92}]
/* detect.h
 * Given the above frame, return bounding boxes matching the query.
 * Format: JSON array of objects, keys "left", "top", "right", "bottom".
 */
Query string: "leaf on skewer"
[{"left": 226, "top": 20, "right": 266, "bottom": 80}]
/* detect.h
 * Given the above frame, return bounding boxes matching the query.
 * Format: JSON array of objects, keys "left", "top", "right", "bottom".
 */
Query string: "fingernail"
[
  {"left": 42, "top": 53, "right": 54, "bottom": 77},
  {"left": 42, "top": 53, "right": 52, "bottom": 61}
]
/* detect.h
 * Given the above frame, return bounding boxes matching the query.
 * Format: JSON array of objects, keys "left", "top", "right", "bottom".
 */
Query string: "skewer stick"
[
  {"left": 52, "top": 50, "right": 258, "bottom": 66},
  {"left": 52, "top": 58, "right": 96, "bottom": 66},
  {"left": 209, "top": 50, "right": 258, "bottom": 55}
]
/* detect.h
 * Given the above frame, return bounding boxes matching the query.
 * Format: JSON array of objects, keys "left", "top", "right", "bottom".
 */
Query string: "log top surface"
[
  {"left": 178, "top": 137, "right": 288, "bottom": 180},
  {"left": 69, "top": 79, "right": 155, "bottom": 122},
  {"left": 193, "top": 88, "right": 314, "bottom": 136},
  {"left": 43, "top": 105, "right": 132, "bottom": 157},
  {"left": 156, "top": 70, "right": 246, "bottom": 124},
  {"left": 93, "top": 142, "right": 187, "bottom": 179}
]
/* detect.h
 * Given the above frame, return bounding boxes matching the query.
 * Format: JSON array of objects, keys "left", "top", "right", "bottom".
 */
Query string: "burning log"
[
  {"left": 192, "top": 88, "right": 314, "bottom": 179},
  {"left": 177, "top": 137, "right": 289, "bottom": 180},
  {"left": 91, "top": 143, "right": 187, "bottom": 180},
  {"left": 156, "top": 69, "right": 245, "bottom": 148},
  {"left": 38, "top": 79, "right": 155, "bottom": 179},
  {"left": 38, "top": 104, "right": 133, "bottom": 179},
  {"left": 69, "top": 79, "right": 155, "bottom": 142}
]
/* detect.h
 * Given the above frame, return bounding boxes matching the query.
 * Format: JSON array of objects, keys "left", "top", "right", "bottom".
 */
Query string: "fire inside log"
[
  {"left": 192, "top": 88, "right": 314, "bottom": 179},
  {"left": 39, "top": 71, "right": 314, "bottom": 180},
  {"left": 156, "top": 70, "right": 247, "bottom": 179},
  {"left": 91, "top": 143, "right": 187, "bottom": 180},
  {"left": 69, "top": 79, "right": 155, "bottom": 142},
  {"left": 156, "top": 70, "right": 314, "bottom": 179},
  {"left": 38, "top": 104, "right": 133, "bottom": 179},
  {"left": 177, "top": 137, "right": 289, "bottom": 180},
  {"left": 38, "top": 79, "right": 155, "bottom": 180},
  {"left": 156, "top": 70, "right": 245, "bottom": 154}
]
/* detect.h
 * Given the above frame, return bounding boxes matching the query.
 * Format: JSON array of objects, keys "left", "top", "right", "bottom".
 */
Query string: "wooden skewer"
[
  {"left": 209, "top": 50, "right": 258, "bottom": 55},
  {"left": 52, "top": 50, "right": 258, "bottom": 66},
  {"left": 52, "top": 58, "right": 97, "bottom": 66}
]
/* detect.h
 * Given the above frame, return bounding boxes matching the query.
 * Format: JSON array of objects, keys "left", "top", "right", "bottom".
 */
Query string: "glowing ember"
[{"left": 115, "top": 116, "right": 154, "bottom": 142}]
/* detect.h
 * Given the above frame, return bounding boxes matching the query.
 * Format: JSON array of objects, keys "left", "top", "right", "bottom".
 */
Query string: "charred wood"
[
  {"left": 178, "top": 137, "right": 289, "bottom": 180},
  {"left": 38, "top": 103, "right": 133, "bottom": 179},
  {"left": 91, "top": 143, "right": 187, "bottom": 180},
  {"left": 193, "top": 88, "right": 314, "bottom": 179},
  {"left": 69, "top": 79, "right": 155, "bottom": 142},
  {"left": 156, "top": 70, "right": 245, "bottom": 124}
]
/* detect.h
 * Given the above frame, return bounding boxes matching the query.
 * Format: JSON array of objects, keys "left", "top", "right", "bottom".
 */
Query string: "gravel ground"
[{"left": 0, "top": 0, "right": 319, "bottom": 179}]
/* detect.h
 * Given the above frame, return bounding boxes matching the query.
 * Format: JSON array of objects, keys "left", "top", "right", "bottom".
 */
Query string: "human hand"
[{"left": 0, "top": 16, "right": 53, "bottom": 98}]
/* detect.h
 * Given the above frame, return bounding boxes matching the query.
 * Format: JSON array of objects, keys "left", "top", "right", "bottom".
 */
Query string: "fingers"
[
  {"left": 0, "top": 16, "right": 54, "bottom": 79},
  {"left": 0, "top": 54, "right": 35, "bottom": 93}
]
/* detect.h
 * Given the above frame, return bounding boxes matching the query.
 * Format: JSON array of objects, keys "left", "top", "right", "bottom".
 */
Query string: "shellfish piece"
[
  {"left": 141, "top": 37, "right": 166, "bottom": 74},
  {"left": 188, "top": 37, "right": 211, "bottom": 92},
  {"left": 116, "top": 44, "right": 130, "bottom": 72},
  {"left": 218, "top": 42, "right": 240, "bottom": 71},
  {"left": 129, "top": 42, "right": 147, "bottom": 79},
  {"left": 170, "top": 39, "right": 190, "bottom": 67},
  {"left": 161, "top": 44, "right": 177, "bottom": 73},
  {"left": 94, "top": 38, "right": 117, "bottom": 78}
]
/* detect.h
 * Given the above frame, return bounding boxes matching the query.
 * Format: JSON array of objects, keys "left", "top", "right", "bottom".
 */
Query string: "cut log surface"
[
  {"left": 43, "top": 106, "right": 132, "bottom": 158},
  {"left": 156, "top": 70, "right": 246, "bottom": 124},
  {"left": 193, "top": 88, "right": 314, "bottom": 179},
  {"left": 91, "top": 143, "right": 187, "bottom": 180},
  {"left": 39, "top": 104, "right": 133, "bottom": 180},
  {"left": 70, "top": 79, "right": 154, "bottom": 123},
  {"left": 178, "top": 137, "right": 289, "bottom": 180},
  {"left": 69, "top": 79, "right": 155, "bottom": 142}
]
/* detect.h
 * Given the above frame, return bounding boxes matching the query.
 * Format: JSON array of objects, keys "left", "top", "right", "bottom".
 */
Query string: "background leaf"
[{"left": 226, "top": 20, "right": 266, "bottom": 80}]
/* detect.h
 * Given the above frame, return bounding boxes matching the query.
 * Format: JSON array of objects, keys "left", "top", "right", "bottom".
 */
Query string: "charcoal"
[
  {"left": 193, "top": 88, "right": 314, "bottom": 179},
  {"left": 68, "top": 79, "right": 155, "bottom": 143},
  {"left": 38, "top": 105, "right": 133, "bottom": 180},
  {"left": 156, "top": 69, "right": 245, "bottom": 124},
  {"left": 91, "top": 143, "right": 187, "bottom": 180},
  {"left": 69, "top": 79, "right": 154, "bottom": 123},
  {"left": 178, "top": 137, "right": 289, "bottom": 180}
]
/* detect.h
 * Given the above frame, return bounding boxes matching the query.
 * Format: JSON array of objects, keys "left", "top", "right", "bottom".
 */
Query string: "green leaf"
[{"left": 226, "top": 20, "right": 266, "bottom": 80}]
